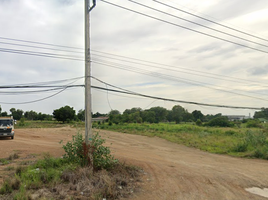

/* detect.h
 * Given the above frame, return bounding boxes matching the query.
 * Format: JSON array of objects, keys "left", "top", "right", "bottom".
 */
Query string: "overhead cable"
[
  {"left": 91, "top": 85, "right": 262, "bottom": 110},
  {"left": 153, "top": 0, "right": 268, "bottom": 43},
  {"left": 129, "top": 0, "right": 268, "bottom": 49},
  {"left": 100, "top": 0, "right": 268, "bottom": 55}
]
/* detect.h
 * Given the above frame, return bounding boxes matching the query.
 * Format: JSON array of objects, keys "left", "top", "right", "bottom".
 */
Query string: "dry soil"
[{"left": 1, "top": 127, "right": 268, "bottom": 200}]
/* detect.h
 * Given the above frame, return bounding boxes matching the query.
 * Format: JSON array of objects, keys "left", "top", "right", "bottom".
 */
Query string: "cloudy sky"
[{"left": 0, "top": 0, "right": 268, "bottom": 117}]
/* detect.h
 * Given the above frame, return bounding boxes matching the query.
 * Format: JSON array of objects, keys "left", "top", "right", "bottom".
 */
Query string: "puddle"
[{"left": 245, "top": 187, "right": 268, "bottom": 198}]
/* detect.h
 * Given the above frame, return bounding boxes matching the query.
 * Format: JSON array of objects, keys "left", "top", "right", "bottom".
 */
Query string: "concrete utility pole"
[{"left": 85, "top": 0, "right": 96, "bottom": 166}]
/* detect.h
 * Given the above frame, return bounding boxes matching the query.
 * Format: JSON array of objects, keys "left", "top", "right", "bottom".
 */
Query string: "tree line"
[
  {"left": 1, "top": 104, "right": 267, "bottom": 124},
  {"left": 108, "top": 105, "right": 223, "bottom": 124}
]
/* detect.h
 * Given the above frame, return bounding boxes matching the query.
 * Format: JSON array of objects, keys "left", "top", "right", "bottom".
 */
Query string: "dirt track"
[{"left": 1, "top": 127, "right": 268, "bottom": 200}]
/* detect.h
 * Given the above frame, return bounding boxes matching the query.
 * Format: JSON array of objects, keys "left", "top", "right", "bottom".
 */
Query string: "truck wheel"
[{"left": 11, "top": 136, "right": 14, "bottom": 139}]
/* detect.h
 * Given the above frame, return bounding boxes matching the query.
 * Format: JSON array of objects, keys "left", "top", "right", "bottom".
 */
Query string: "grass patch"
[
  {"left": 97, "top": 122, "right": 268, "bottom": 159},
  {"left": 16, "top": 120, "right": 85, "bottom": 129}
]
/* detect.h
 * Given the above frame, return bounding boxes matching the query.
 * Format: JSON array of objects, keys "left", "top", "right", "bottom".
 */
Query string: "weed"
[
  {"left": 62, "top": 132, "right": 118, "bottom": 170},
  {"left": 225, "top": 130, "right": 236, "bottom": 136},
  {"left": 0, "top": 159, "right": 9, "bottom": 165},
  {"left": 4, "top": 166, "right": 15, "bottom": 171},
  {"left": 8, "top": 153, "right": 19, "bottom": 160}
]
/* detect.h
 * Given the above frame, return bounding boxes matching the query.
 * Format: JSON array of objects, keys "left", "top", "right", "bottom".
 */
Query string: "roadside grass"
[
  {"left": 16, "top": 120, "right": 85, "bottom": 129},
  {"left": 95, "top": 122, "right": 268, "bottom": 159}
]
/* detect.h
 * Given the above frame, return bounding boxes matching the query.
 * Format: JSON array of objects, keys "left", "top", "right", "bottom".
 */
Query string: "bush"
[
  {"left": 62, "top": 132, "right": 118, "bottom": 170},
  {"left": 205, "top": 117, "right": 233, "bottom": 127},
  {"left": 246, "top": 120, "right": 261, "bottom": 128},
  {"left": 196, "top": 119, "right": 202, "bottom": 126}
]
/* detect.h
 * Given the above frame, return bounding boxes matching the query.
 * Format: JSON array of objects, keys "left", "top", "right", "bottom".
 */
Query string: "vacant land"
[{"left": 1, "top": 127, "right": 268, "bottom": 199}]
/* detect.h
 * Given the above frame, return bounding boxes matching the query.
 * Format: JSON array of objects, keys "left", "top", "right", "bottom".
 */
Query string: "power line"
[
  {"left": 91, "top": 85, "right": 261, "bottom": 110},
  {"left": 153, "top": 0, "right": 268, "bottom": 43},
  {"left": 91, "top": 50, "right": 268, "bottom": 88},
  {"left": 100, "top": 0, "right": 268, "bottom": 55},
  {"left": 0, "top": 36, "right": 83, "bottom": 50},
  {"left": 1, "top": 36, "right": 267, "bottom": 88},
  {"left": 129, "top": 0, "right": 268, "bottom": 49},
  {"left": 0, "top": 41, "right": 84, "bottom": 54},
  {"left": 92, "top": 60, "right": 268, "bottom": 102},
  {"left": 0, "top": 47, "right": 84, "bottom": 61},
  {"left": 1, "top": 76, "right": 84, "bottom": 87}
]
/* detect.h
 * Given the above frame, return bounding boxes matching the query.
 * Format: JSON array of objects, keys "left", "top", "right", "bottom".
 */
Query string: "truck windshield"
[{"left": 0, "top": 120, "right": 13, "bottom": 126}]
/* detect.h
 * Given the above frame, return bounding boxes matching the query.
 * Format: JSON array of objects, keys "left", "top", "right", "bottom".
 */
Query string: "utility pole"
[{"left": 85, "top": 0, "right": 96, "bottom": 167}]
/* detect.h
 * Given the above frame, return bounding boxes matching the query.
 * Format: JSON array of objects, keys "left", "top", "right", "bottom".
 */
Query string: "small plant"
[
  {"left": 0, "top": 158, "right": 9, "bottom": 165},
  {"left": 62, "top": 132, "right": 118, "bottom": 170},
  {"left": 18, "top": 117, "right": 26, "bottom": 127},
  {"left": 196, "top": 119, "right": 202, "bottom": 126}
]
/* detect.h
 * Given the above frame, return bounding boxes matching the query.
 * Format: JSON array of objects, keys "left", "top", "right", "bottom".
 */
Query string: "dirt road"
[{"left": 1, "top": 127, "right": 268, "bottom": 200}]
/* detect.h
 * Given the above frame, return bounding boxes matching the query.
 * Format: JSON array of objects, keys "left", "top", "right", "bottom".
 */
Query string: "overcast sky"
[{"left": 0, "top": 0, "right": 268, "bottom": 117}]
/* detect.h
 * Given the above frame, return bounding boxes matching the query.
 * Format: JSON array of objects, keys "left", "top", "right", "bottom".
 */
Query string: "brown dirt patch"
[{"left": 1, "top": 127, "right": 268, "bottom": 199}]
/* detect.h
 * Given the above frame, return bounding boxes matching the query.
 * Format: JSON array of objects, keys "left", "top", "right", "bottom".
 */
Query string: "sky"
[{"left": 0, "top": 0, "right": 268, "bottom": 117}]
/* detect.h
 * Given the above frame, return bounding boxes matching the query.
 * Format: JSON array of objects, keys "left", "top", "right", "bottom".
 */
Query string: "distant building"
[{"left": 223, "top": 115, "right": 250, "bottom": 121}]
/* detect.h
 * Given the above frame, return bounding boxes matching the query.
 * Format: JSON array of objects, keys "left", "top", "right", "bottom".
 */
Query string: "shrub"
[
  {"left": 62, "top": 132, "right": 118, "bottom": 170},
  {"left": 246, "top": 120, "right": 261, "bottom": 128},
  {"left": 196, "top": 119, "right": 202, "bottom": 126},
  {"left": 205, "top": 117, "right": 233, "bottom": 127}
]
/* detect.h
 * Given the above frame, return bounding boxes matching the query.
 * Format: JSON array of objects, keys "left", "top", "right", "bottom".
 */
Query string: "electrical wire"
[
  {"left": 91, "top": 60, "right": 268, "bottom": 102},
  {"left": 0, "top": 41, "right": 84, "bottom": 54},
  {"left": 0, "top": 47, "right": 84, "bottom": 61},
  {"left": 91, "top": 85, "right": 261, "bottom": 110},
  {"left": 91, "top": 50, "right": 268, "bottom": 87},
  {"left": 129, "top": 0, "right": 268, "bottom": 49},
  {"left": 1, "top": 36, "right": 267, "bottom": 87},
  {"left": 100, "top": 0, "right": 268, "bottom": 55},
  {"left": 0, "top": 36, "right": 83, "bottom": 50},
  {"left": 153, "top": 0, "right": 268, "bottom": 43},
  {"left": 1, "top": 76, "right": 84, "bottom": 87}
]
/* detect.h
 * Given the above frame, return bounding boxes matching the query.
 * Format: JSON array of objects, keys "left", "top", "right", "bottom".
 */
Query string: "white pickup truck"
[{"left": 0, "top": 116, "right": 15, "bottom": 140}]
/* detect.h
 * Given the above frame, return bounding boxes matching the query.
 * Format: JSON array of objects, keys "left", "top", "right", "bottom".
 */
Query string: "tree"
[
  {"left": 77, "top": 109, "right": 85, "bottom": 121},
  {"left": 24, "top": 110, "right": 38, "bottom": 120},
  {"left": 254, "top": 108, "right": 268, "bottom": 119},
  {"left": 0, "top": 105, "right": 2, "bottom": 116},
  {"left": 53, "top": 106, "right": 76, "bottom": 123},
  {"left": 148, "top": 107, "right": 167, "bottom": 123},
  {"left": 109, "top": 110, "right": 121, "bottom": 124},
  {"left": 10, "top": 108, "right": 24, "bottom": 120},
  {"left": 192, "top": 110, "right": 204, "bottom": 121},
  {"left": 141, "top": 110, "right": 156, "bottom": 123},
  {"left": 1, "top": 111, "right": 7, "bottom": 117},
  {"left": 171, "top": 105, "right": 186, "bottom": 124}
]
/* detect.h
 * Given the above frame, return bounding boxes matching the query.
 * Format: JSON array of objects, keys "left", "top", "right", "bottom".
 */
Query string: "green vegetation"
[
  {"left": 0, "top": 133, "right": 139, "bottom": 200},
  {"left": 95, "top": 122, "right": 268, "bottom": 158}
]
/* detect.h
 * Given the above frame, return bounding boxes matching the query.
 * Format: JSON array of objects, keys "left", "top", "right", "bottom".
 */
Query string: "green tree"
[
  {"left": 10, "top": 108, "right": 24, "bottom": 120},
  {"left": 254, "top": 108, "right": 268, "bottom": 119},
  {"left": 77, "top": 109, "right": 85, "bottom": 121},
  {"left": 171, "top": 105, "right": 186, "bottom": 124},
  {"left": 24, "top": 110, "right": 38, "bottom": 120},
  {"left": 192, "top": 110, "right": 204, "bottom": 121},
  {"left": 141, "top": 110, "right": 156, "bottom": 123},
  {"left": 109, "top": 110, "right": 121, "bottom": 124},
  {"left": 53, "top": 106, "right": 76, "bottom": 123},
  {"left": 1, "top": 111, "right": 7, "bottom": 117},
  {"left": 148, "top": 107, "right": 167, "bottom": 123}
]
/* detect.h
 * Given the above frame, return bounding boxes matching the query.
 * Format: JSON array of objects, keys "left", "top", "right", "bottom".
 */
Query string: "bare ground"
[{"left": 1, "top": 127, "right": 268, "bottom": 200}]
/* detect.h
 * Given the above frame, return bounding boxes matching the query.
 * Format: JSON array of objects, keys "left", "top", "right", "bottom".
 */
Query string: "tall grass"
[{"left": 96, "top": 122, "right": 268, "bottom": 159}]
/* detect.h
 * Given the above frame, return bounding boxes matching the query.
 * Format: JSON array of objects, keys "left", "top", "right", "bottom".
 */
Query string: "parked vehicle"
[{"left": 0, "top": 116, "right": 15, "bottom": 139}]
